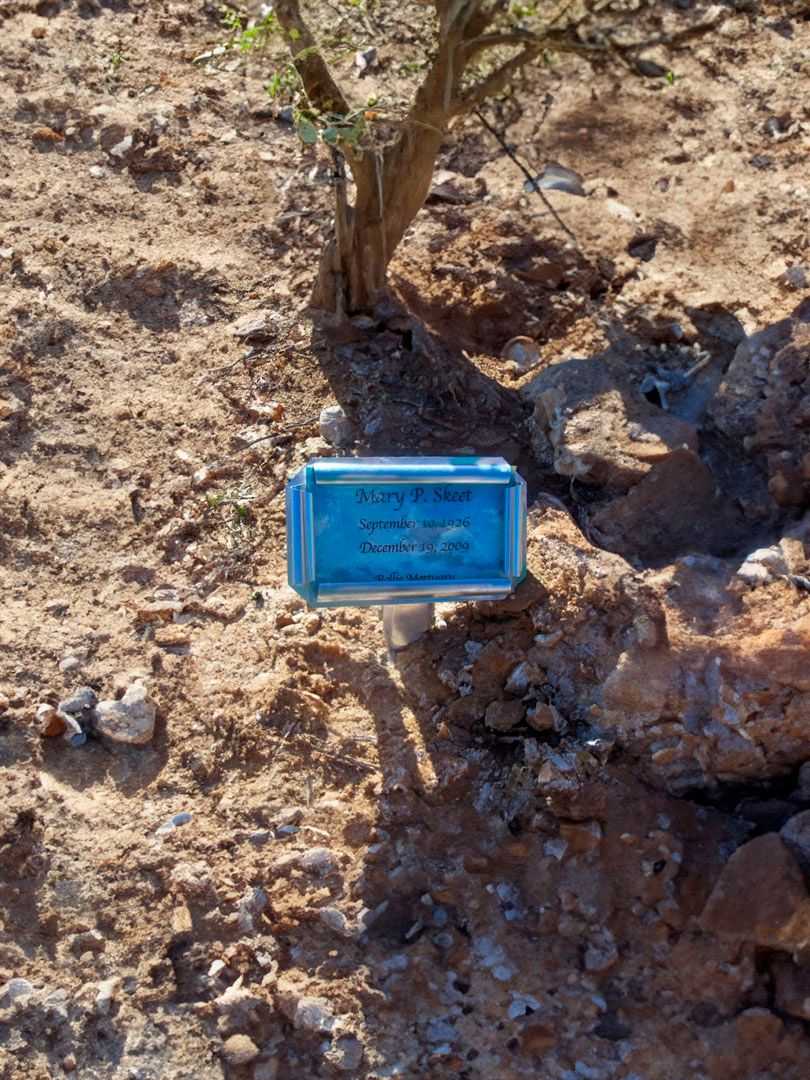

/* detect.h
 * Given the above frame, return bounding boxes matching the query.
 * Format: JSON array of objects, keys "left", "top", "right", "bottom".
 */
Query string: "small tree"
[{"left": 263, "top": 0, "right": 727, "bottom": 316}]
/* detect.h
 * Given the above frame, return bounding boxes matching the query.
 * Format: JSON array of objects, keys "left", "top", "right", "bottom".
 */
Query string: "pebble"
[
  {"left": 735, "top": 546, "right": 787, "bottom": 588},
  {"left": 229, "top": 310, "right": 274, "bottom": 341},
  {"left": 319, "top": 906, "right": 352, "bottom": 937},
  {"left": 299, "top": 847, "right": 339, "bottom": 876},
  {"left": 508, "top": 992, "right": 541, "bottom": 1019},
  {"left": 108, "top": 133, "right": 133, "bottom": 159},
  {"left": 95, "top": 976, "right": 119, "bottom": 1015},
  {"left": 426, "top": 1018, "right": 457, "bottom": 1043},
  {"left": 291, "top": 996, "right": 336, "bottom": 1033},
  {"left": 504, "top": 661, "right": 537, "bottom": 695},
  {"left": 354, "top": 47, "right": 377, "bottom": 72},
  {"left": 527, "top": 702, "right": 562, "bottom": 732},
  {"left": 59, "top": 654, "right": 83, "bottom": 673},
  {"left": 783, "top": 265, "right": 808, "bottom": 290},
  {"left": 155, "top": 811, "right": 192, "bottom": 836},
  {"left": 584, "top": 930, "right": 619, "bottom": 973},
  {"left": 0, "top": 978, "right": 34, "bottom": 1006},
  {"left": 276, "top": 808, "right": 304, "bottom": 828},
  {"left": 95, "top": 680, "right": 156, "bottom": 745},
  {"left": 70, "top": 929, "right": 106, "bottom": 954},
  {"left": 58, "top": 686, "right": 97, "bottom": 714},
  {"left": 214, "top": 980, "right": 264, "bottom": 1026},
  {"left": 237, "top": 886, "right": 268, "bottom": 932},
  {"left": 501, "top": 336, "right": 540, "bottom": 372},
  {"left": 319, "top": 404, "right": 354, "bottom": 448},
  {"left": 484, "top": 699, "right": 525, "bottom": 732},
  {"left": 59, "top": 711, "right": 86, "bottom": 747},
  {"left": 37, "top": 703, "right": 66, "bottom": 738},
  {"left": 0, "top": 694, "right": 9, "bottom": 713},
  {"left": 222, "top": 1033, "right": 259, "bottom": 1066},
  {"left": 324, "top": 1035, "right": 364, "bottom": 1072}
]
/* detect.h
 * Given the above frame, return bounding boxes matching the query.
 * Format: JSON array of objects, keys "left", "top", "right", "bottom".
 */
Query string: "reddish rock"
[
  {"left": 484, "top": 699, "right": 525, "bottom": 732},
  {"left": 523, "top": 357, "right": 698, "bottom": 491},
  {"left": 589, "top": 449, "right": 747, "bottom": 562},
  {"left": 772, "top": 956, "right": 810, "bottom": 1021},
  {"left": 780, "top": 810, "right": 810, "bottom": 875},
  {"left": 699, "top": 834, "right": 810, "bottom": 949}
]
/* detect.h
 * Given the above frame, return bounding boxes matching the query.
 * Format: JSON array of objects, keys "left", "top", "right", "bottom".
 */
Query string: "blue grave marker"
[{"left": 286, "top": 457, "right": 526, "bottom": 609}]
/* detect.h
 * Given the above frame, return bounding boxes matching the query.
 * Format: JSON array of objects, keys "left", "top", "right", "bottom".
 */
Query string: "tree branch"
[
  {"left": 452, "top": 42, "right": 541, "bottom": 115},
  {"left": 435, "top": 0, "right": 489, "bottom": 36},
  {"left": 462, "top": 0, "right": 511, "bottom": 42},
  {"left": 274, "top": 0, "right": 350, "bottom": 115},
  {"left": 463, "top": 28, "right": 537, "bottom": 61},
  {"left": 457, "top": 3, "right": 730, "bottom": 99}
]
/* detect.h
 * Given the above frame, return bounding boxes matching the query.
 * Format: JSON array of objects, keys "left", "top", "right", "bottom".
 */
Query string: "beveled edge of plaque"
[{"left": 286, "top": 457, "right": 527, "bottom": 608}]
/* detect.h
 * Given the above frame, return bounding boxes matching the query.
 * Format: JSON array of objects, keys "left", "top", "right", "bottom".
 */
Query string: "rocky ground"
[{"left": 2, "top": 0, "right": 810, "bottom": 1077}]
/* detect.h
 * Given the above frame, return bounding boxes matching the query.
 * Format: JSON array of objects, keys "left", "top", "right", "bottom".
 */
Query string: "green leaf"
[
  {"left": 340, "top": 119, "right": 364, "bottom": 146},
  {"left": 297, "top": 118, "right": 319, "bottom": 144},
  {"left": 322, "top": 126, "right": 339, "bottom": 146}
]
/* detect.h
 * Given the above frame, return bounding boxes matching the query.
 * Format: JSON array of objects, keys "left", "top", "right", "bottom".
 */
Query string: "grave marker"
[{"left": 286, "top": 456, "right": 526, "bottom": 646}]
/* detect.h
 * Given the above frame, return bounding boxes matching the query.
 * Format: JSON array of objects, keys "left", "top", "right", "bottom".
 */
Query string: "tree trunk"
[{"left": 314, "top": 118, "right": 446, "bottom": 316}]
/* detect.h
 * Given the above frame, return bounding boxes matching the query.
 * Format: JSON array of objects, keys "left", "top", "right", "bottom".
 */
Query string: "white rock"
[
  {"left": 736, "top": 561, "right": 772, "bottom": 587},
  {"left": 109, "top": 134, "right": 133, "bottom": 159},
  {"left": 292, "top": 996, "right": 336, "bottom": 1034},
  {"left": 605, "top": 198, "right": 637, "bottom": 223},
  {"left": 319, "top": 404, "right": 353, "bottom": 448},
  {"left": 0, "top": 978, "right": 34, "bottom": 1006},
  {"left": 746, "top": 546, "right": 788, "bottom": 573},
  {"left": 319, "top": 907, "right": 352, "bottom": 937},
  {"left": 214, "top": 980, "right": 263, "bottom": 1026},
  {"left": 299, "top": 847, "right": 339, "bottom": 876},
  {"left": 95, "top": 681, "right": 156, "bottom": 745},
  {"left": 354, "top": 47, "right": 377, "bottom": 72},
  {"left": 95, "top": 976, "right": 119, "bottom": 1015},
  {"left": 735, "top": 546, "right": 787, "bottom": 588}
]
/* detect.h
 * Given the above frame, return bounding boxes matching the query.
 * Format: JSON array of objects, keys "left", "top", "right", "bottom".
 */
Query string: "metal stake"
[{"left": 382, "top": 603, "right": 435, "bottom": 651}]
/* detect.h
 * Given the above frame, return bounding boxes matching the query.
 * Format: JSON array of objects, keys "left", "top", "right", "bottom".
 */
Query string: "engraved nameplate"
[{"left": 286, "top": 457, "right": 526, "bottom": 607}]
